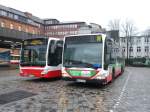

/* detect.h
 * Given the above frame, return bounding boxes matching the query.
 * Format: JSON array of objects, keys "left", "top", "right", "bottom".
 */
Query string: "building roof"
[
  {"left": 0, "top": 4, "right": 26, "bottom": 17},
  {"left": 44, "top": 18, "right": 59, "bottom": 21},
  {"left": 0, "top": 5, "right": 89, "bottom": 27},
  {"left": 60, "top": 21, "right": 86, "bottom": 24},
  {"left": 31, "top": 16, "right": 44, "bottom": 24},
  {"left": 0, "top": 4, "right": 44, "bottom": 24}
]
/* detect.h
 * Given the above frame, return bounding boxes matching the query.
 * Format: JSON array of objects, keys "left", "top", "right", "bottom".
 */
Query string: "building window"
[
  {"left": 75, "top": 31, "right": 78, "bottom": 34},
  {"left": 45, "top": 27, "right": 47, "bottom": 30},
  {"left": 145, "top": 37, "right": 149, "bottom": 43},
  {"left": 18, "top": 26, "right": 21, "bottom": 31},
  {"left": 1, "top": 22, "right": 5, "bottom": 27},
  {"left": 129, "top": 56, "right": 134, "bottom": 58},
  {"left": 0, "top": 10, "right": 7, "bottom": 16},
  {"left": 10, "top": 24, "right": 13, "bottom": 29},
  {"left": 74, "top": 24, "right": 77, "bottom": 28},
  {"left": 14, "top": 15, "right": 19, "bottom": 20},
  {"left": 129, "top": 47, "right": 133, "bottom": 52},
  {"left": 70, "top": 25, "right": 73, "bottom": 28},
  {"left": 122, "top": 38, "right": 126, "bottom": 43},
  {"left": 145, "top": 46, "right": 149, "bottom": 52},
  {"left": 137, "top": 38, "right": 141, "bottom": 44},
  {"left": 32, "top": 30, "right": 35, "bottom": 34},
  {"left": 18, "top": 16, "right": 27, "bottom": 22},
  {"left": 113, "top": 48, "right": 116, "bottom": 53},
  {"left": 25, "top": 28, "right": 28, "bottom": 33},
  {"left": 38, "top": 31, "right": 40, "bottom": 35},
  {"left": 53, "top": 26, "right": 56, "bottom": 29},
  {"left": 123, "top": 47, "right": 125, "bottom": 52},
  {"left": 45, "top": 20, "right": 53, "bottom": 24},
  {"left": 8, "top": 13, "right": 14, "bottom": 18},
  {"left": 137, "top": 56, "right": 141, "bottom": 58},
  {"left": 114, "top": 48, "right": 119, "bottom": 53},
  {"left": 131, "top": 39, "right": 134, "bottom": 44},
  {"left": 137, "top": 47, "right": 141, "bottom": 52}
]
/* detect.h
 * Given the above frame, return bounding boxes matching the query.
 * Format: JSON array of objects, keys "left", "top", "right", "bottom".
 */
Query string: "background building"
[
  {"left": 0, "top": 4, "right": 93, "bottom": 40},
  {"left": 0, "top": 5, "right": 44, "bottom": 35},
  {"left": 77, "top": 23, "right": 106, "bottom": 34},
  {"left": 44, "top": 19, "right": 86, "bottom": 39},
  {"left": 0, "top": 4, "right": 104, "bottom": 65},
  {"left": 120, "top": 36, "right": 150, "bottom": 58}
]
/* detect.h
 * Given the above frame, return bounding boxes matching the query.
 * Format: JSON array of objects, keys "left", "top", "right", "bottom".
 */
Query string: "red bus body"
[{"left": 19, "top": 37, "right": 63, "bottom": 78}]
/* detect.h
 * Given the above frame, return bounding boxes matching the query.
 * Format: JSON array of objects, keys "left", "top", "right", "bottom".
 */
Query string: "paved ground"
[{"left": 0, "top": 67, "right": 149, "bottom": 112}]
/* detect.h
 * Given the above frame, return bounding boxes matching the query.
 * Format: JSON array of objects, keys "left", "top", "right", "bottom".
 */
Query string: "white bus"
[{"left": 62, "top": 34, "right": 125, "bottom": 84}]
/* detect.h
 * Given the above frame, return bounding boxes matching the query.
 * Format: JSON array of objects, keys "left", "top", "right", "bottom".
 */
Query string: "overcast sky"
[{"left": 1, "top": 0, "right": 150, "bottom": 32}]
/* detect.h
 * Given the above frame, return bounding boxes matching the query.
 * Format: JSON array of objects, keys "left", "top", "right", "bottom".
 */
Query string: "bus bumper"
[
  {"left": 19, "top": 69, "right": 61, "bottom": 78},
  {"left": 62, "top": 77, "right": 106, "bottom": 84}
]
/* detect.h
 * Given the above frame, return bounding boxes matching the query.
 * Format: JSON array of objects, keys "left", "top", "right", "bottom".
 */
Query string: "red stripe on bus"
[{"left": 20, "top": 68, "right": 61, "bottom": 78}]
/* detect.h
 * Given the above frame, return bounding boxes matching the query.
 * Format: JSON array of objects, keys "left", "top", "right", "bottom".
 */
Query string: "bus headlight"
[
  {"left": 41, "top": 69, "right": 49, "bottom": 75},
  {"left": 96, "top": 71, "right": 108, "bottom": 79},
  {"left": 62, "top": 70, "right": 68, "bottom": 77},
  {"left": 20, "top": 68, "right": 23, "bottom": 74},
  {"left": 62, "top": 67, "right": 70, "bottom": 77}
]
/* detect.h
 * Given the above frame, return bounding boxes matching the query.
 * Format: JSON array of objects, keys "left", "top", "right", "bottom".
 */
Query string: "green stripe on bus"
[{"left": 67, "top": 70, "right": 96, "bottom": 77}]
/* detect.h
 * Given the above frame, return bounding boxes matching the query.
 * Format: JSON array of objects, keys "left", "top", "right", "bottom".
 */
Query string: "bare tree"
[
  {"left": 121, "top": 19, "right": 137, "bottom": 63},
  {"left": 121, "top": 19, "right": 137, "bottom": 37},
  {"left": 108, "top": 19, "right": 120, "bottom": 31}
]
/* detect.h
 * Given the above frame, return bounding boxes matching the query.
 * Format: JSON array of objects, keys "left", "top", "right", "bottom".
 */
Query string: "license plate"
[{"left": 76, "top": 79, "right": 86, "bottom": 83}]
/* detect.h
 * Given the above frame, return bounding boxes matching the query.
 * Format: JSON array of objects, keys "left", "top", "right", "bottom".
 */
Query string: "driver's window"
[
  {"left": 48, "top": 40, "right": 63, "bottom": 66},
  {"left": 55, "top": 40, "right": 63, "bottom": 64}
]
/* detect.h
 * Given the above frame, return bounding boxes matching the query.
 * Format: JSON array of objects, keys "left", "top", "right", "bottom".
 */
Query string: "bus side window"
[
  {"left": 104, "top": 40, "right": 112, "bottom": 70},
  {"left": 116, "top": 47, "right": 121, "bottom": 63},
  {"left": 48, "top": 40, "right": 55, "bottom": 66},
  {"left": 111, "top": 46, "right": 117, "bottom": 64},
  {"left": 117, "top": 47, "right": 124, "bottom": 64}
]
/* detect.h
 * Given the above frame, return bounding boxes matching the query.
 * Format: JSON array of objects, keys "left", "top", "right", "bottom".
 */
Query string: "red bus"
[{"left": 19, "top": 37, "right": 63, "bottom": 78}]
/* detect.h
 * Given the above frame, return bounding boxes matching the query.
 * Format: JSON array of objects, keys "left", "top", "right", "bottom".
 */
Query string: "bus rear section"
[
  {"left": 19, "top": 37, "right": 63, "bottom": 78},
  {"left": 62, "top": 34, "right": 125, "bottom": 84},
  {"left": 0, "top": 50, "right": 10, "bottom": 66},
  {"left": 10, "top": 55, "right": 20, "bottom": 64}
]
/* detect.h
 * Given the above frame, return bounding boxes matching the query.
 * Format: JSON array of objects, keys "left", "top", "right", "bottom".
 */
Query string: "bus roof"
[
  {"left": 64, "top": 33, "right": 106, "bottom": 38},
  {"left": 23, "top": 37, "right": 61, "bottom": 41}
]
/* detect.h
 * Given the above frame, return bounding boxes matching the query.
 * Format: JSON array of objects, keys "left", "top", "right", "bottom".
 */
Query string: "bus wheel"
[
  {"left": 121, "top": 66, "right": 124, "bottom": 74},
  {"left": 112, "top": 69, "right": 115, "bottom": 81}
]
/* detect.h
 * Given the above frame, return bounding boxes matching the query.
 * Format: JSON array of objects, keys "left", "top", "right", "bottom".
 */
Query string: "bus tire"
[
  {"left": 112, "top": 68, "right": 115, "bottom": 81},
  {"left": 121, "top": 66, "right": 124, "bottom": 74}
]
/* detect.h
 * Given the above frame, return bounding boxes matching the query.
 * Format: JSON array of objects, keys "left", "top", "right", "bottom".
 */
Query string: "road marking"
[{"left": 110, "top": 70, "right": 131, "bottom": 112}]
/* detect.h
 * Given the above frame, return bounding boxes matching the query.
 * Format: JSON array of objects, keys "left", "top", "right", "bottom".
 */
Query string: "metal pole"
[{"left": 126, "top": 36, "right": 129, "bottom": 65}]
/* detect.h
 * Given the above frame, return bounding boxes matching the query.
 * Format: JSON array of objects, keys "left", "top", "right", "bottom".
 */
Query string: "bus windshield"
[
  {"left": 20, "top": 38, "right": 48, "bottom": 66},
  {"left": 63, "top": 41, "right": 103, "bottom": 68}
]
